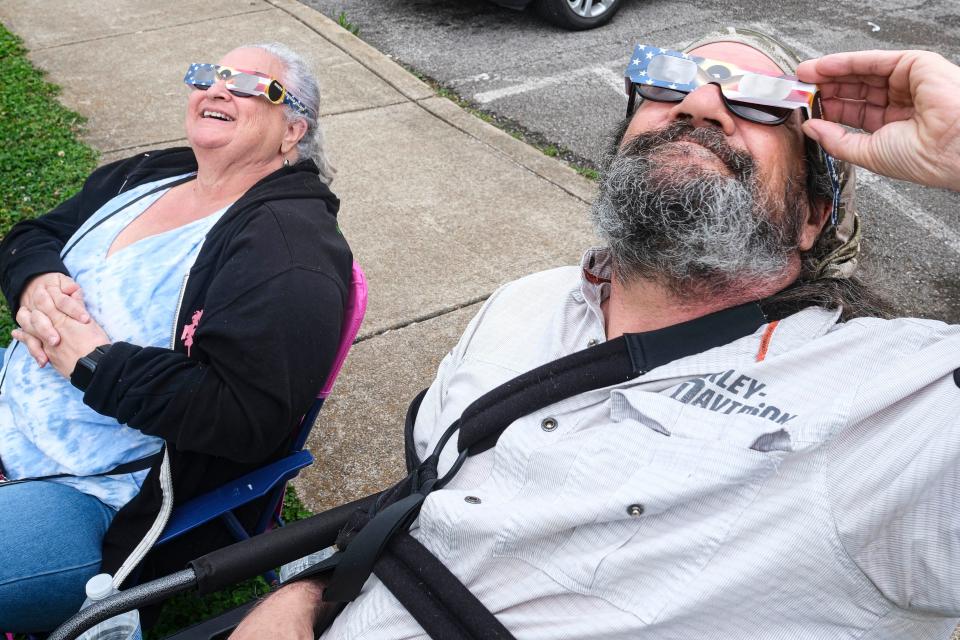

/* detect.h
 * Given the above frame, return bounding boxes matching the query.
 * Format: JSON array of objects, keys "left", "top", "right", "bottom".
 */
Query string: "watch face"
[
  {"left": 70, "top": 346, "right": 108, "bottom": 391},
  {"left": 71, "top": 358, "right": 96, "bottom": 391}
]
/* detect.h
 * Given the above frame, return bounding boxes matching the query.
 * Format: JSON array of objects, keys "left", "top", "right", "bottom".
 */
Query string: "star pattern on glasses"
[
  {"left": 184, "top": 63, "right": 206, "bottom": 84},
  {"left": 183, "top": 63, "right": 311, "bottom": 116}
]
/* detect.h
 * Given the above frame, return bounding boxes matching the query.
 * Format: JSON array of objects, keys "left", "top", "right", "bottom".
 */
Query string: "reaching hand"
[{"left": 797, "top": 50, "right": 960, "bottom": 190}]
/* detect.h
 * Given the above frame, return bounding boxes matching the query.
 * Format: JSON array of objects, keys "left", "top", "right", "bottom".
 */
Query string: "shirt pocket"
[{"left": 492, "top": 392, "right": 787, "bottom": 624}]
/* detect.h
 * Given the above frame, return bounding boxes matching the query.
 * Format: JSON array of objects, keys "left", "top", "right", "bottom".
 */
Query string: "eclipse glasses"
[
  {"left": 183, "top": 63, "right": 310, "bottom": 116},
  {"left": 624, "top": 44, "right": 841, "bottom": 224},
  {"left": 624, "top": 44, "right": 819, "bottom": 126}
]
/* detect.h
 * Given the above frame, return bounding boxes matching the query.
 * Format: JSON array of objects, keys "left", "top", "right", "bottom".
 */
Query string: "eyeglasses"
[
  {"left": 623, "top": 44, "right": 841, "bottom": 224},
  {"left": 623, "top": 44, "right": 819, "bottom": 125},
  {"left": 183, "top": 63, "right": 310, "bottom": 116}
]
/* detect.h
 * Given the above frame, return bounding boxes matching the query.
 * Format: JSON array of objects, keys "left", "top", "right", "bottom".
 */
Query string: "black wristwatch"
[{"left": 70, "top": 344, "right": 111, "bottom": 391}]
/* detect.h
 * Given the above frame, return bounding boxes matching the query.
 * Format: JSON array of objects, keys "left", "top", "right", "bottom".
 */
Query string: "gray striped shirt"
[{"left": 324, "top": 249, "right": 960, "bottom": 639}]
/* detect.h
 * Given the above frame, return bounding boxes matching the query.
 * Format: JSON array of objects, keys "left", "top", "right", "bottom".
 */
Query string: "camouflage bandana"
[{"left": 680, "top": 27, "right": 861, "bottom": 279}]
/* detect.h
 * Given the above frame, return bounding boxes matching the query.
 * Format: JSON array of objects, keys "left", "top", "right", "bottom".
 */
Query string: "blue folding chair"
[{"left": 153, "top": 261, "right": 368, "bottom": 584}]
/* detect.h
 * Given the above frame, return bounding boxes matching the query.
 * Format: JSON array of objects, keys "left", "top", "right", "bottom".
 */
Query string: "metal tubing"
[
  {"left": 191, "top": 491, "right": 378, "bottom": 594},
  {"left": 48, "top": 569, "right": 197, "bottom": 640}
]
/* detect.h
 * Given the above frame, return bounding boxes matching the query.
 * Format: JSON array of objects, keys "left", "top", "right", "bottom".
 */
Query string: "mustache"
[{"left": 616, "top": 121, "right": 754, "bottom": 180}]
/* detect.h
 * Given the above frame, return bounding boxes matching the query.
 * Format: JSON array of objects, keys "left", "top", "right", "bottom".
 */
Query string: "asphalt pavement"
[{"left": 300, "top": 0, "right": 960, "bottom": 324}]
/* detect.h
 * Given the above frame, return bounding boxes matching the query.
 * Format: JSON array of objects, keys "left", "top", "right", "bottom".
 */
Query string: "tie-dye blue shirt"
[{"left": 0, "top": 174, "right": 230, "bottom": 510}]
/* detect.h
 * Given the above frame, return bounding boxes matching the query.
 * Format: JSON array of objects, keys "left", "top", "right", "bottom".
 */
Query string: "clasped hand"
[{"left": 11, "top": 273, "right": 110, "bottom": 379}]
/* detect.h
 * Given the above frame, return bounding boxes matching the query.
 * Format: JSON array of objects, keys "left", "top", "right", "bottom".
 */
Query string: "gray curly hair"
[{"left": 248, "top": 42, "right": 335, "bottom": 184}]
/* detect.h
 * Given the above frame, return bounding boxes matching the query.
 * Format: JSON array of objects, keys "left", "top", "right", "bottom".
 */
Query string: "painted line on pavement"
[
  {"left": 592, "top": 65, "right": 629, "bottom": 95},
  {"left": 858, "top": 172, "right": 960, "bottom": 254},
  {"left": 473, "top": 61, "right": 623, "bottom": 104}
]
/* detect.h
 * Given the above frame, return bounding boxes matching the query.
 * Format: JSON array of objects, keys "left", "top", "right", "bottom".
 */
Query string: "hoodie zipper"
[{"left": 170, "top": 273, "right": 190, "bottom": 350}]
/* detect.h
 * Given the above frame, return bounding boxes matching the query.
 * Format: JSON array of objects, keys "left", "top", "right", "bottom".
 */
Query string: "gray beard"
[{"left": 591, "top": 121, "right": 804, "bottom": 300}]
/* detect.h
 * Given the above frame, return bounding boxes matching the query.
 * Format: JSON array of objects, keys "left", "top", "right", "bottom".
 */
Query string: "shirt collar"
[
  {"left": 578, "top": 247, "right": 613, "bottom": 319},
  {"left": 573, "top": 247, "right": 842, "bottom": 374},
  {"left": 580, "top": 247, "right": 613, "bottom": 284}
]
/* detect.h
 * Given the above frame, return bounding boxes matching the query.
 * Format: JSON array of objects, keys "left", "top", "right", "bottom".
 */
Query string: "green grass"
[
  {"left": 0, "top": 23, "right": 320, "bottom": 636},
  {"left": 146, "top": 576, "right": 272, "bottom": 639},
  {"left": 0, "top": 24, "right": 98, "bottom": 345},
  {"left": 575, "top": 166, "right": 600, "bottom": 181},
  {"left": 337, "top": 11, "right": 360, "bottom": 36}
]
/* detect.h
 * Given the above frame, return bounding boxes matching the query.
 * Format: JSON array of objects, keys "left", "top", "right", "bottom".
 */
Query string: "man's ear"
[{"left": 798, "top": 196, "right": 832, "bottom": 252}]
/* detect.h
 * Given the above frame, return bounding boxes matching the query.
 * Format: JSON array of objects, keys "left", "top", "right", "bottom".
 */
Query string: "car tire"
[{"left": 533, "top": 0, "right": 622, "bottom": 30}]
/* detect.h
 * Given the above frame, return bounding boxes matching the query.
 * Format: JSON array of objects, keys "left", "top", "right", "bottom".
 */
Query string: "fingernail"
[
  {"left": 49, "top": 335, "right": 59, "bottom": 344},
  {"left": 81, "top": 314, "right": 90, "bottom": 322}
]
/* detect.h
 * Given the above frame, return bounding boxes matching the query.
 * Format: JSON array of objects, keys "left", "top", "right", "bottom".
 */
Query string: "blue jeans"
[{"left": 0, "top": 480, "right": 116, "bottom": 632}]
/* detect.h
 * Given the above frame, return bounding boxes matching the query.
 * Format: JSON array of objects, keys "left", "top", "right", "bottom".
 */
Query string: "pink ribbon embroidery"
[{"left": 181, "top": 309, "right": 203, "bottom": 357}]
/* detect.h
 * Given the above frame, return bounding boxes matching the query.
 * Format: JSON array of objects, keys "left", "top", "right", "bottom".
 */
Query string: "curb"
[{"left": 266, "top": 0, "right": 597, "bottom": 206}]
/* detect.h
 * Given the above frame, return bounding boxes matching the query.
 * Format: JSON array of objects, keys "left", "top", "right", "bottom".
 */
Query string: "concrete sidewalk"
[{"left": 0, "top": 0, "right": 597, "bottom": 511}]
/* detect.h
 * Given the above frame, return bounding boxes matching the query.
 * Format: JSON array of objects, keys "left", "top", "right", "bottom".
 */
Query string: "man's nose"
[{"left": 667, "top": 84, "right": 735, "bottom": 135}]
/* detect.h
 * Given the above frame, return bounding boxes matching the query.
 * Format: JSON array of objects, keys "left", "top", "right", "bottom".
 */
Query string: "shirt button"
[
  {"left": 587, "top": 338, "right": 599, "bottom": 347},
  {"left": 541, "top": 417, "right": 558, "bottom": 432},
  {"left": 464, "top": 496, "right": 482, "bottom": 504},
  {"left": 627, "top": 504, "right": 645, "bottom": 517}
]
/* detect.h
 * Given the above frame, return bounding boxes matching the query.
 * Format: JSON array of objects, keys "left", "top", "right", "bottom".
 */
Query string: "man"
[{"left": 233, "top": 29, "right": 960, "bottom": 639}]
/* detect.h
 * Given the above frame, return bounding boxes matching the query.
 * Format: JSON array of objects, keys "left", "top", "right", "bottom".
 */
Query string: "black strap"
[
  {"left": 456, "top": 336, "right": 638, "bottom": 455},
  {"left": 322, "top": 301, "right": 769, "bottom": 636},
  {"left": 405, "top": 387, "right": 429, "bottom": 472},
  {"left": 373, "top": 533, "right": 516, "bottom": 640},
  {"left": 324, "top": 492, "right": 427, "bottom": 602},
  {"left": 457, "top": 300, "right": 767, "bottom": 455},
  {"left": 0, "top": 449, "right": 163, "bottom": 487}
]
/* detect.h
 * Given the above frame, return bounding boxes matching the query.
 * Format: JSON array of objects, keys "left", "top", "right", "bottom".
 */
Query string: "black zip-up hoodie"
[{"left": 0, "top": 147, "right": 352, "bottom": 590}]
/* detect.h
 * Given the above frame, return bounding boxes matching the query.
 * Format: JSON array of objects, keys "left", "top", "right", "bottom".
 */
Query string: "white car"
[{"left": 492, "top": 0, "right": 623, "bottom": 29}]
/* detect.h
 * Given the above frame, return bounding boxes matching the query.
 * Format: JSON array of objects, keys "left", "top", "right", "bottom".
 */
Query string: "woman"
[{"left": 0, "top": 43, "right": 351, "bottom": 630}]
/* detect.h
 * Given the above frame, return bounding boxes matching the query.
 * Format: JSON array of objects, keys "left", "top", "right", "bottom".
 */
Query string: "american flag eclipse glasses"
[
  {"left": 183, "top": 63, "right": 310, "bottom": 116},
  {"left": 624, "top": 44, "right": 819, "bottom": 126}
]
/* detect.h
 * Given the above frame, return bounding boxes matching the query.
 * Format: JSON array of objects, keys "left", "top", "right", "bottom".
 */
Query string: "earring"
[{"left": 283, "top": 158, "right": 290, "bottom": 168}]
